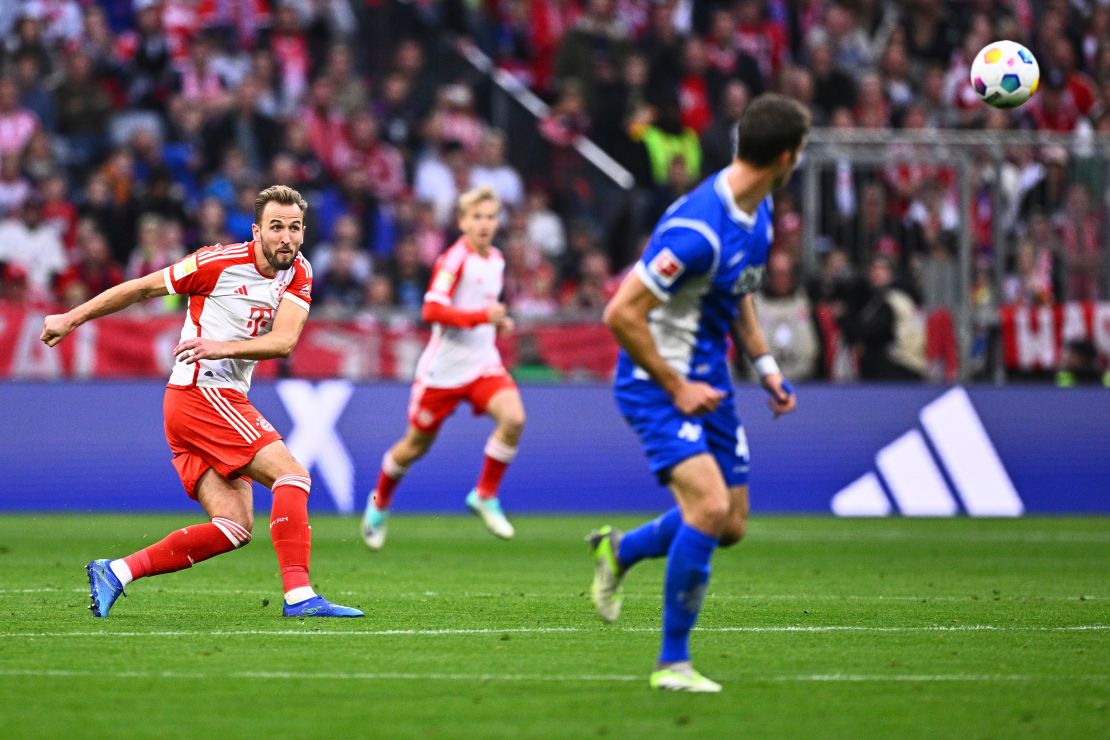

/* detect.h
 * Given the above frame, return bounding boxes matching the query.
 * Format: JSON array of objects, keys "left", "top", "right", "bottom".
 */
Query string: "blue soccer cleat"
[
  {"left": 282, "top": 595, "right": 364, "bottom": 618},
  {"left": 465, "top": 489, "right": 515, "bottom": 539},
  {"left": 86, "top": 559, "right": 125, "bottom": 618}
]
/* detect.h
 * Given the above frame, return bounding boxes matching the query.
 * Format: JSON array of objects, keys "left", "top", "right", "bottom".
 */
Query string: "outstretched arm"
[
  {"left": 174, "top": 297, "right": 310, "bottom": 363},
  {"left": 604, "top": 271, "right": 724, "bottom": 416},
  {"left": 41, "top": 271, "right": 169, "bottom": 347},
  {"left": 733, "top": 293, "right": 796, "bottom": 419}
]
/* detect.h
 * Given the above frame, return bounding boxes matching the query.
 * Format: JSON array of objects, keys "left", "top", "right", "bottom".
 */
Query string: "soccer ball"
[{"left": 969, "top": 40, "right": 1040, "bottom": 109}]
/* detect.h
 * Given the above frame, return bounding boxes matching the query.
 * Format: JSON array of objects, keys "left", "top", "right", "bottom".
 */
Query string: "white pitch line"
[
  {"left": 1, "top": 588, "right": 1102, "bottom": 603},
  {"left": 0, "top": 668, "right": 1104, "bottom": 684},
  {"left": 2, "top": 625, "right": 1107, "bottom": 639}
]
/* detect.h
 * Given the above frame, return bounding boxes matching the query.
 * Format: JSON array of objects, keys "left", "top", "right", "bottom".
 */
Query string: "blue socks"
[
  {"left": 617, "top": 507, "right": 682, "bottom": 571},
  {"left": 660, "top": 523, "right": 717, "bottom": 664}
]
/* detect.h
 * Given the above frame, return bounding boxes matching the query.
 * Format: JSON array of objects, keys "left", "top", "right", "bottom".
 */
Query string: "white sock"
[
  {"left": 284, "top": 586, "right": 316, "bottom": 605},
  {"left": 109, "top": 559, "right": 133, "bottom": 587}
]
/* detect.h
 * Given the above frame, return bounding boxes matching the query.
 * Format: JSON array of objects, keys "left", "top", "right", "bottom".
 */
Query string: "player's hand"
[
  {"left": 671, "top": 380, "right": 725, "bottom": 416},
  {"left": 497, "top": 317, "right": 515, "bottom": 336},
  {"left": 762, "top": 373, "right": 797, "bottom": 420},
  {"left": 173, "top": 337, "right": 229, "bottom": 364},
  {"left": 486, "top": 303, "right": 507, "bottom": 324},
  {"left": 40, "top": 313, "right": 75, "bottom": 347}
]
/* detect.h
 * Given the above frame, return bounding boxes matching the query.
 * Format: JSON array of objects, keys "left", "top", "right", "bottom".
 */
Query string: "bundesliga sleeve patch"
[
  {"left": 173, "top": 255, "right": 198, "bottom": 281},
  {"left": 648, "top": 248, "right": 685, "bottom": 287},
  {"left": 431, "top": 270, "right": 455, "bottom": 293}
]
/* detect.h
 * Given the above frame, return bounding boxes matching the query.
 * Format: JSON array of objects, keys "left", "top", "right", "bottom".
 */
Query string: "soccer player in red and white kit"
[
  {"left": 361, "top": 186, "right": 524, "bottom": 549},
  {"left": 41, "top": 185, "right": 363, "bottom": 618}
]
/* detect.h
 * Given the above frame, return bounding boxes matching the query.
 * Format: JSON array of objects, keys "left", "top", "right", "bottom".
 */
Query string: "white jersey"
[
  {"left": 415, "top": 238, "right": 505, "bottom": 388},
  {"left": 162, "top": 241, "right": 313, "bottom": 393}
]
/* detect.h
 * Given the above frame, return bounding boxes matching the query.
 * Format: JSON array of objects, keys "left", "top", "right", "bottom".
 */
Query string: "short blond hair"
[
  {"left": 255, "top": 184, "right": 308, "bottom": 223},
  {"left": 457, "top": 185, "right": 500, "bottom": 217}
]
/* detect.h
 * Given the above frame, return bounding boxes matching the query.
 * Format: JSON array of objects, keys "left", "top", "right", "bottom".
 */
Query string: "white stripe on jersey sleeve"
[
  {"left": 163, "top": 266, "right": 176, "bottom": 295},
  {"left": 282, "top": 293, "right": 310, "bottom": 312},
  {"left": 634, "top": 261, "right": 671, "bottom": 302}
]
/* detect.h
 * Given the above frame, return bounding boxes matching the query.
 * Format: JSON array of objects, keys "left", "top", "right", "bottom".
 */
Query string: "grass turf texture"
[{"left": 0, "top": 515, "right": 1106, "bottom": 739}]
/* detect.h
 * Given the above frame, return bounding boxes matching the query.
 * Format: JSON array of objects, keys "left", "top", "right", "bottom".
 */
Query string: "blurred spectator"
[
  {"left": 539, "top": 79, "right": 591, "bottom": 150},
  {"left": 470, "top": 129, "right": 524, "bottom": 212},
  {"left": 701, "top": 79, "right": 748, "bottom": 173},
  {"left": 373, "top": 71, "right": 422, "bottom": 153},
  {"left": 322, "top": 43, "right": 369, "bottom": 117},
  {"left": 512, "top": 262, "right": 559, "bottom": 320},
  {"left": 0, "top": 154, "right": 31, "bottom": 216},
  {"left": 1056, "top": 183, "right": 1102, "bottom": 301},
  {"left": 311, "top": 213, "right": 372, "bottom": 283},
  {"left": 414, "top": 140, "right": 470, "bottom": 226},
  {"left": 833, "top": 181, "right": 924, "bottom": 275},
  {"left": 646, "top": 153, "right": 694, "bottom": 226},
  {"left": 364, "top": 273, "right": 395, "bottom": 310},
  {"left": 411, "top": 199, "right": 445, "bottom": 267},
  {"left": 0, "top": 195, "right": 65, "bottom": 301},
  {"left": 561, "top": 248, "right": 614, "bottom": 313},
  {"left": 315, "top": 240, "right": 368, "bottom": 315},
  {"left": 13, "top": 49, "right": 53, "bottom": 133},
  {"left": 301, "top": 76, "right": 346, "bottom": 174},
  {"left": 1003, "top": 239, "right": 1055, "bottom": 306},
  {"left": 40, "top": 173, "right": 77, "bottom": 248},
  {"left": 55, "top": 228, "right": 124, "bottom": 307},
  {"left": 639, "top": 97, "right": 701, "bottom": 186},
  {"left": 524, "top": 187, "right": 566, "bottom": 261},
  {"left": 204, "top": 76, "right": 281, "bottom": 176},
  {"left": 423, "top": 83, "right": 483, "bottom": 156},
  {"left": 194, "top": 196, "right": 230, "bottom": 247},
  {"left": 841, "top": 254, "right": 926, "bottom": 381},
  {"left": 332, "top": 110, "right": 405, "bottom": 201},
  {"left": 0, "top": 76, "right": 38, "bottom": 159},
  {"left": 677, "top": 36, "right": 713, "bottom": 134},
  {"left": 808, "top": 40, "right": 856, "bottom": 121},
  {"left": 554, "top": 0, "right": 630, "bottom": 112},
  {"left": 125, "top": 212, "right": 183, "bottom": 279},
  {"left": 384, "top": 234, "right": 431, "bottom": 310},
  {"left": 754, "top": 252, "right": 820, "bottom": 381}
]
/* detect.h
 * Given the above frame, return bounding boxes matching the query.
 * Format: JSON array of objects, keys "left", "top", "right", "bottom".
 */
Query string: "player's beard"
[{"left": 260, "top": 238, "right": 299, "bottom": 271}]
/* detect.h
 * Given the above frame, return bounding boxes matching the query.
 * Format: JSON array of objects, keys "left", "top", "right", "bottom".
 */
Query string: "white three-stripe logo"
[{"left": 831, "top": 387, "right": 1024, "bottom": 517}]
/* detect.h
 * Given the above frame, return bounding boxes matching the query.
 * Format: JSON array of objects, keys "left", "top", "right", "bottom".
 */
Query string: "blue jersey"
[{"left": 615, "top": 168, "right": 774, "bottom": 394}]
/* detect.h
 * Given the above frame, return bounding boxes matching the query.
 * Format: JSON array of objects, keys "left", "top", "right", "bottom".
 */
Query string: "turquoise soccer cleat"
[
  {"left": 282, "top": 595, "right": 364, "bottom": 618},
  {"left": 361, "top": 493, "right": 389, "bottom": 551},
  {"left": 86, "top": 559, "right": 125, "bottom": 618},
  {"left": 465, "top": 489, "right": 515, "bottom": 539}
]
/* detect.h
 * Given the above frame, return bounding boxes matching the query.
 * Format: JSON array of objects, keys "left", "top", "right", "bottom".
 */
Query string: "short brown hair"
[
  {"left": 734, "top": 93, "right": 812, "bottom": 167},
  {"left": 457, "top": 185, "right": 500, "bottom": 217},
  {"left": 255, "top": 184, "right": 308, "bottom": 223}
]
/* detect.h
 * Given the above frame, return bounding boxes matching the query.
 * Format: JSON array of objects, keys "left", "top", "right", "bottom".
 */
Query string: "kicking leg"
[
  {"left": 245, "top": 441, "right": 362, "bottom": 617},
  {"left": 362, "top": 425, "right": 437, "bottom": 550},
  {"left": 88, "top": 471, "right": 253, "bottom": 618},
  {"left": 466, "top": 388, "right": 523, "bottom": 539},
  {"left": 651, "top": 453, "right": 727, "bottom": 693}
]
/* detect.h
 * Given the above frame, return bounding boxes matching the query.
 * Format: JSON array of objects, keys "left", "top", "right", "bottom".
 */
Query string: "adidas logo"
[
  {"left": 831, "top": 387, "right": 1024, "bottom": 517},
  {"left": 235, "top": 285, "right": 248, "bottom": 296}
]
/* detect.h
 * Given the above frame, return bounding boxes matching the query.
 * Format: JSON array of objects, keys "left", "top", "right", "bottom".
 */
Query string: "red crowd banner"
[
  {"left": 0, "top": 304, "right": 620, "bottom": 381},
  {"left": 999, "top": 302, "right": 1110, "bottom": 370}
]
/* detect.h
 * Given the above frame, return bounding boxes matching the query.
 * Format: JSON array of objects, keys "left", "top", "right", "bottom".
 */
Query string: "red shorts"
[
  {"left": 163, "top": 386, "right": 282, "bottom": 498},
  {"left": 408, "top": 371, "right": 518, "bottom": 434}
]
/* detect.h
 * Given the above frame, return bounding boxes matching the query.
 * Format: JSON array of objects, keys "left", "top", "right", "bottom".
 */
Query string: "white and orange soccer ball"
[{"left": 969, "top": 40, "right": 1040, "bottom": 109}]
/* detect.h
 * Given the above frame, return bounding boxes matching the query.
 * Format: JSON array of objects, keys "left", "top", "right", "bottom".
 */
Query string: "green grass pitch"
[{"left": 0, "top": 514, "right": 1106, "bottom": 738}]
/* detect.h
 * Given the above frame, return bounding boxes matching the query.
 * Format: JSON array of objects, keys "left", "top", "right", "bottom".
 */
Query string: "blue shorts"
[{"left": 615, "top": 381, "right": 750, "bottom": 487}]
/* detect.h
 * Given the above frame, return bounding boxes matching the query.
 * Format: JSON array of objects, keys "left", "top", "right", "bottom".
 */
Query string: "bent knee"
[
  {"left": 718, "top": 518, "right": 747, "bottom": 548},
  {"left": 501, "top": 414, "right": 525, "bottom": 437},
  {"left": 212, "top": 515, "right": 253, "bottom": 548}
]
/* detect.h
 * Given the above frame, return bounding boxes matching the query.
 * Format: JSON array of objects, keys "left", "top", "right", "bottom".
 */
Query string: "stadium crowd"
[{"left": 0, "top": 0, "right": 1107, "bottom": 382}]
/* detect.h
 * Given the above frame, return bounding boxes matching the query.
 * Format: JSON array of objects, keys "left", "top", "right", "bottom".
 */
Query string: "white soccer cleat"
[
  {"left": 649, "top": 663, "right": 722, "bottom": 693},
  {"left": 587, "top": 526, "right": 624, "bottom": 622},
  {"left": 361, "top": 492, "right": 389, "bottom": 551},
  {"left": 465, "top": 489, "right": 514, "bottom": 539}
]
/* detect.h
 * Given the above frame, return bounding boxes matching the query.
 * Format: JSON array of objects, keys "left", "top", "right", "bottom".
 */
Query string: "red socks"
[
  {"left": 270, "top": 474, "right": 313, "bottom": 592},
  {"left": 373, "top": 452, "right": 409, "bottom": 510},
  {"left": 476, "top": 438, "right": 517, "bottom": 500},
  {"left": 123, "top": 517, "right": 250, "bottom": 580}
]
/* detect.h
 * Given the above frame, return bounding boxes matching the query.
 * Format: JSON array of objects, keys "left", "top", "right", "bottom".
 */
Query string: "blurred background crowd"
[{"left": 0, "top": 0, "right": 1107, "bottom": 383}]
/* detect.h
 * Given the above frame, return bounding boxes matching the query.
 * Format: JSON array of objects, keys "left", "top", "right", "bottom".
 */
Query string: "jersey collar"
[{"left": 715, "top": 168, "right": 756, "bottom": 228}]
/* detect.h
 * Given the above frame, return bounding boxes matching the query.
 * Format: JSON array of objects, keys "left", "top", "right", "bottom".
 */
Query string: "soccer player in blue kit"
[{"left": 589, "top": 94, "right": 810, "bottom": 692}]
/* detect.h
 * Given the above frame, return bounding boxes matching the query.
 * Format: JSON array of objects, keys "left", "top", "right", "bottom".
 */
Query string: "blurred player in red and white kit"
[
  {"left": 41, "top": 185, "right": 362, "bottom": 619},
  {"left": 361, "top": 186, "right": 524, "bottom": 549}
]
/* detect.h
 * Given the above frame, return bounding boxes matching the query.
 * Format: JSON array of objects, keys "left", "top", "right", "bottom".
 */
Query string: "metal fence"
[{"left": 801, "top": 128, "right": 1110, "bottom": 382}]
